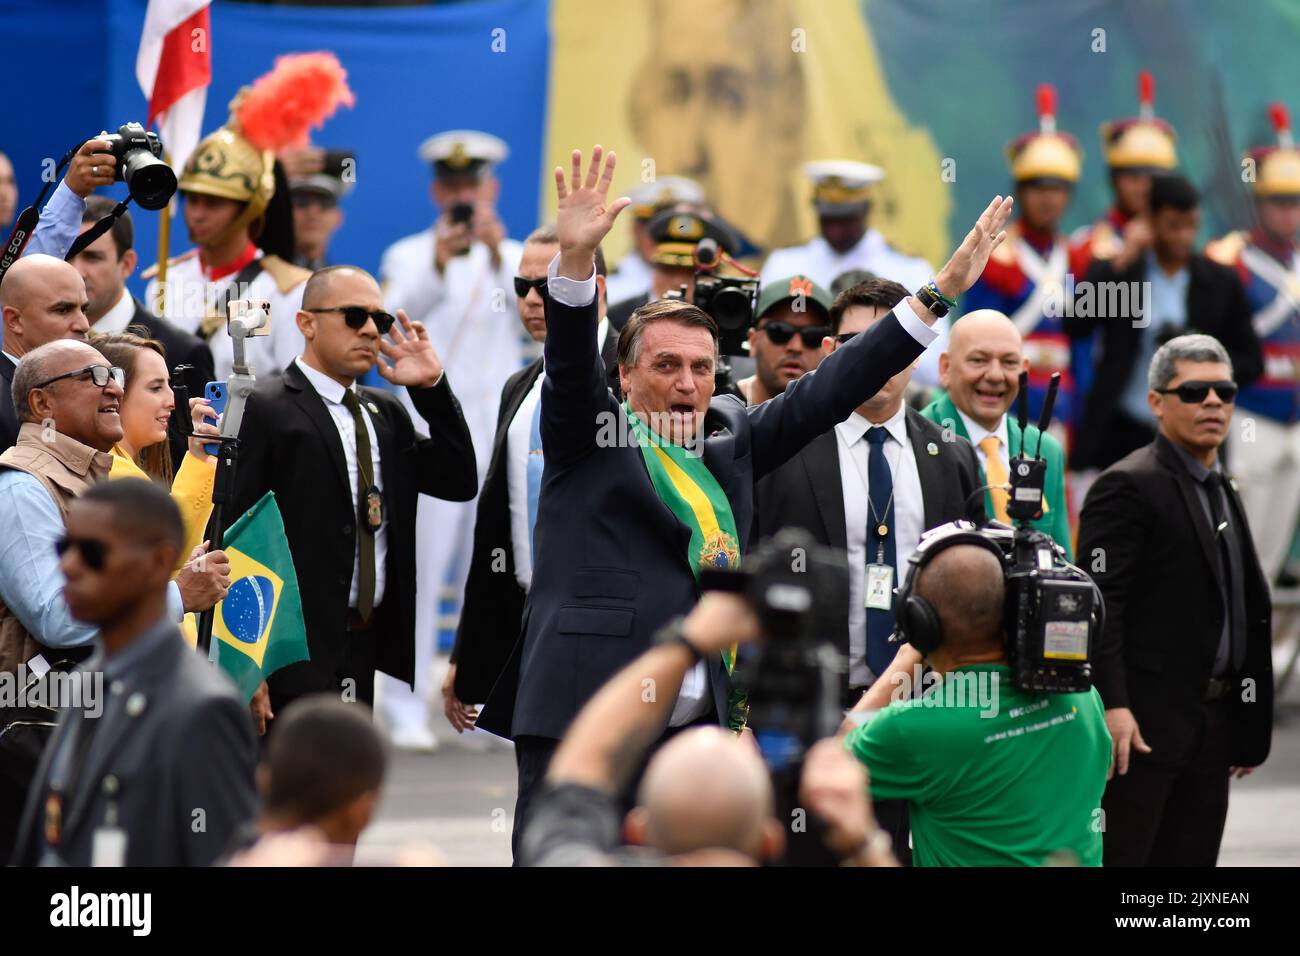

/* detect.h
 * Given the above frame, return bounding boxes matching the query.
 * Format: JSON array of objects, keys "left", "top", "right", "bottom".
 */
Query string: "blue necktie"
[
  {"left": 865, "top": 426, "right": 897, "bottom": 677},
  {"left": 526, "top": 390, "right": 544, "bottom": 560}
]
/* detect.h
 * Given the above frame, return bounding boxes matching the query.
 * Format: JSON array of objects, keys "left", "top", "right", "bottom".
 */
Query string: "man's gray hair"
[
  {"left": 1148, "top": 333, "right": 1233, "bottom": 391},
  {"left": 11, "top": 341, "right": 64, "bottom": 422}
]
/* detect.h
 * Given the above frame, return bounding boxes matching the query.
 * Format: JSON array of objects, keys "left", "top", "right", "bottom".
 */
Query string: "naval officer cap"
[
  {"left": 628, "top": 176, "right": 707, "bottom": 221},
  {"left": 804, "top": 159, "right": 884, "bottom": 215},
  {"left": 646, "top": 207, "right": 743, "bottom": 268},
  {"left": 418, "top": 130, "right": 509, "bottom": 180}
]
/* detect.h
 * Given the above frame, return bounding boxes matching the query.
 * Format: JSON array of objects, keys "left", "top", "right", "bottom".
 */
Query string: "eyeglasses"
[
  {"left": 305, "top": 306, "right": 396, "bottom": 335},
  {"left": 834, "top": 332, "right": 858, "bottom": 345},
  {"left": 32, "top": 364, "right": 125, "bottom": 391},
  {"left": 513, "top": 276, "right": 549, "bottom": 300},
  {"left": 55, "top": 535, "right": 109, "bottom": 571},
  {"left": 1155, "top": 380, "right": 1238, "bottom": 404},
  {"left": 759, "top": 321, "right": 829, "bottom": 349}
]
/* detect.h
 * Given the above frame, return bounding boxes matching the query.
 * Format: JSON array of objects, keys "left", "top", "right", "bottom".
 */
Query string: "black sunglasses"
[
  {"left": 55, "top": 535, "right": 109, "bottom": 571},
  {"left": 1155, "top": 379, "right": 1238, "bottom": 404},
  {"left": 33, "top": 364, "right": 125, "bottom": 392},
  {"left": 760, "top": 320, "right": 829, "bottom": 348},
  {"left": 306, "top": 306, "right": 395, "bottom": 335},
  {"left": 513, "top": 276, "right": 548, "bottom": 299},
  {"left": 834, "top": 332, "right": 858, "bottom": 345}
]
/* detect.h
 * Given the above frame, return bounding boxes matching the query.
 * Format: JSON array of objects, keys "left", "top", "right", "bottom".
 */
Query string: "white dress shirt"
[
  {"left": 957, "top": 409, "right": 1011, "bottom": 475},
  {"left": 545, "top": 253, "right": 939, "bottom": 720},
  {"left": 92, "top": 289, "right": 136, "bottom": 334},
  {"left": 506, "top": 319, "right": 609, "bottom": 590},
  {"left": 294, "top": 358, "right": 387, "bottom": 608},
  {"left": 836, "top": 404, "right": 924, "bottom": 686}
]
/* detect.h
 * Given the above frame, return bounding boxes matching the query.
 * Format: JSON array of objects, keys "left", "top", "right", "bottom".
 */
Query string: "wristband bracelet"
[
  {"left": 926, "top": 280, "right": 957, "bottom": 310},
  {"left": 915, "top": 282, "right": 950, "bottom": 318}
]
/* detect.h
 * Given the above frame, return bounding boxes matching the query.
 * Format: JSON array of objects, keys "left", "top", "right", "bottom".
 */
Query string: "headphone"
[{"left": 891, "top": 521, "right": 1008, "bottom": 656}]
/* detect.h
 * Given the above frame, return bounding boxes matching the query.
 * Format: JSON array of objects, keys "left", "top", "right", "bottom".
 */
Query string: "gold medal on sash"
[{"left": 699, "top": 529, "right": 740, "bottom": 571}]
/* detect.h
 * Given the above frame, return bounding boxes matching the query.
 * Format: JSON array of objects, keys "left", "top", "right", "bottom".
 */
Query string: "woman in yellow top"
[{"left": 93, "top": 332, "right": 221, "bottom": 567}]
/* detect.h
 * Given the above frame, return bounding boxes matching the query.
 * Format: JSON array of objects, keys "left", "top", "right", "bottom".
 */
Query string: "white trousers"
[
  {"left": 1229, "top": 413, "right": 1300, "bottom": 580},
  {"left": 379, "top": 493, "right": 477, "bottom": 733}
]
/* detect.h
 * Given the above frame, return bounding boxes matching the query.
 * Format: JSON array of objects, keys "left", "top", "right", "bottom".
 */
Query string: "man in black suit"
[
  {"left": 754, "top": 277, "right": 985, "bottom": 706},
  {"left": 1078, "top": 333, "right": 1273, "bottom": 866},
  {"left": 476, "top": 146, "right": 1014, "bottom": 853},
  {"left": 70, "top": 197, "right": 214, "bottom": 464},
  {"left": 1066, "top": 174, "right": 1263, "bottom": 471},
  {"left": 0, "top": 254, "right": 94, "bottom": 453},
  {"left": 227, "top": 265, "right": 477, "bottom": 730},
  {"left": 445, "top": 225, "right": 619, "bottom": 730},
  {"left": 14, "top": 479, "right": 256, "bottom": 866}
]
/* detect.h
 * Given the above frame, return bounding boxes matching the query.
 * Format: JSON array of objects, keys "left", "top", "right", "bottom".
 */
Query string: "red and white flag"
[{"left": 136, "top": 0, "right": 212, "bottom": 173}]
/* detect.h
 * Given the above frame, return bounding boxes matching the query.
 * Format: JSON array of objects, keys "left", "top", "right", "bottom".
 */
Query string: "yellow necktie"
[{"left": 979, "top": 435, "right": 1011, "bottom": 524}]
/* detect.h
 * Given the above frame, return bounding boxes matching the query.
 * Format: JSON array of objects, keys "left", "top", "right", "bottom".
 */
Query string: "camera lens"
[
  {"left": 121, "top": 150, "right": 177, "bottom": 210},
  {"left": 711, "top": 286, "right": 752, "bottom": 332}
]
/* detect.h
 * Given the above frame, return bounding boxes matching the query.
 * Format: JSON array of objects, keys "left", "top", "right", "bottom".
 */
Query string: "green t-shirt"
[{"left": 844, "top": 664, "right": 1112, "bottom": 867}]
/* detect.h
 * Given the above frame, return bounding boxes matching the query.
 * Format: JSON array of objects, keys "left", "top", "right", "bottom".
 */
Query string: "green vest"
[{"left": 919, "top": 392, "right": 1073, "bottom": 558}]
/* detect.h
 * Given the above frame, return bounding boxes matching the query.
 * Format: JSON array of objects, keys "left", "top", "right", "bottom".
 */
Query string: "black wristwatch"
[
  {"left": 654, "top": 617, "right": 705, "bottom": 663},
  {"left": 915, "top": 282, "right": 951, "bottom": 318}
]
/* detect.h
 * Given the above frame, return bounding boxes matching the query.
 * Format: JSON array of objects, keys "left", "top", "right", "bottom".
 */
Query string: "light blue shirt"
[
  {"left": 0, "top": 470, "right": 183, "bottom": 651},
  {"left": 1120, "top": 252, "right": 1189, "bottom": 423},
  {"left": 23, "top": 181, "right": 86, "bottom": 260}
]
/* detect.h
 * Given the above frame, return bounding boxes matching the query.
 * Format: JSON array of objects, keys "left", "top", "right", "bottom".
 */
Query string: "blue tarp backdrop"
[{"left": 0, "top": 0, "right": 550, "bottom": 298}]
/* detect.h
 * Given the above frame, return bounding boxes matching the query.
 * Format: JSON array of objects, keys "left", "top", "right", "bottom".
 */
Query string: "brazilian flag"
[{"left": 212, "top": 492, "right": 309, "bottom": 700}]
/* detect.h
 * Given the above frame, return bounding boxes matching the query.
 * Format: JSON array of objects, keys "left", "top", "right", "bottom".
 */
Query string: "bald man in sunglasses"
[
  {"left": 1078, "top": 333, "right": 1274, "bottom": 866},
  {"left": 226, "top": 265, "right": 477, "bottom": 729}
]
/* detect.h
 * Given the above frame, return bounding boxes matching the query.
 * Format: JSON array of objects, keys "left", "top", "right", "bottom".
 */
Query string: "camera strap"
[{"left": 63, "top": 199, "right": 132, "bottom": 261}]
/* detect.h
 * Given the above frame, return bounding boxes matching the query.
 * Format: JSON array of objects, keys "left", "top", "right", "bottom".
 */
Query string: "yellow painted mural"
[{"left": 544, "top": 0, "right": 951, "bottom": 269}]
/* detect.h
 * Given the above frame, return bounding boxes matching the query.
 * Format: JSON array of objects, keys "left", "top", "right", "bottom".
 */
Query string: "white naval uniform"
[
  {"left": 760, "top": 228, "right": 946, "bottom": 387},
  {"left": 378, "top": 229, "right": 531, "bottom": 738},
  {"left": 143, "top": 251, "right": 307, "bottom": 382}
]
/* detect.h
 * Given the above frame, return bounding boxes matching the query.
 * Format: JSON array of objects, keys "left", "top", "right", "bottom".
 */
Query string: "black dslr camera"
[
  {"left": 701, "top": 527, "right": 848, "bottom": 865},
  {"left": 102, "top": 122, "right": 177, "bottom": 210},
  {"left": 690, "top": 237, "right": 759, "bottom": 357}
]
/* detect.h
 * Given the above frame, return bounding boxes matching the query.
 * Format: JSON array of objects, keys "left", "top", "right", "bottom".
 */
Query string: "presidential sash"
[{"left": 624, "top": 401, "right": 742, "bottom": 674}]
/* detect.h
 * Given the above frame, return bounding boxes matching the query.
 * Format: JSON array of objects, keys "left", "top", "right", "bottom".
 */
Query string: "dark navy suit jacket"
[{"left": 477, "top": 290, "right": 928, "bottom": 741}]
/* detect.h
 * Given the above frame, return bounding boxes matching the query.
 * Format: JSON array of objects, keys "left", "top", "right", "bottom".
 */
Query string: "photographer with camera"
[
  {"left": 520, "top": 590, "right": 896, "bottom": 867},
  {"left": 840, "top": 528, "right": 1111, "bottom": 866}
]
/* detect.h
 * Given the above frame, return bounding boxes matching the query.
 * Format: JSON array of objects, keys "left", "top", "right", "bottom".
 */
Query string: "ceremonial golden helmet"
[
  {"left": 1101, "top": 71, "right": 1178, "bottom": 171},
  {"left": 179, "top": 127, "right": 276, "bottom": 237},
  {"left": 1007, "top": 85, "right": 1082, "bottom": 184},
  {"left": 1249, "top": 103, "right": 1300, "bottom": 198}
]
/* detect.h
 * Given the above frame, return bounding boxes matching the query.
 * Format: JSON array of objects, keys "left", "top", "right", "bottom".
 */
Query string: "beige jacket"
[{"left": 0, "top": 423, "right": 113, "bottom": 672}]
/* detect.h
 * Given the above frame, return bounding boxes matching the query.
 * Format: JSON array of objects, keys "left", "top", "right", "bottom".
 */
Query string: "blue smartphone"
[{"left": 203, "top": 381, "right": 227, "bottom": 457}]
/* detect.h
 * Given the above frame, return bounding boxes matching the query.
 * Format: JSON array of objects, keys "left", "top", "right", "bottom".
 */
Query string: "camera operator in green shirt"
[{"left": 842, "top": 541, "right": 1112, "bottom": 866}]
